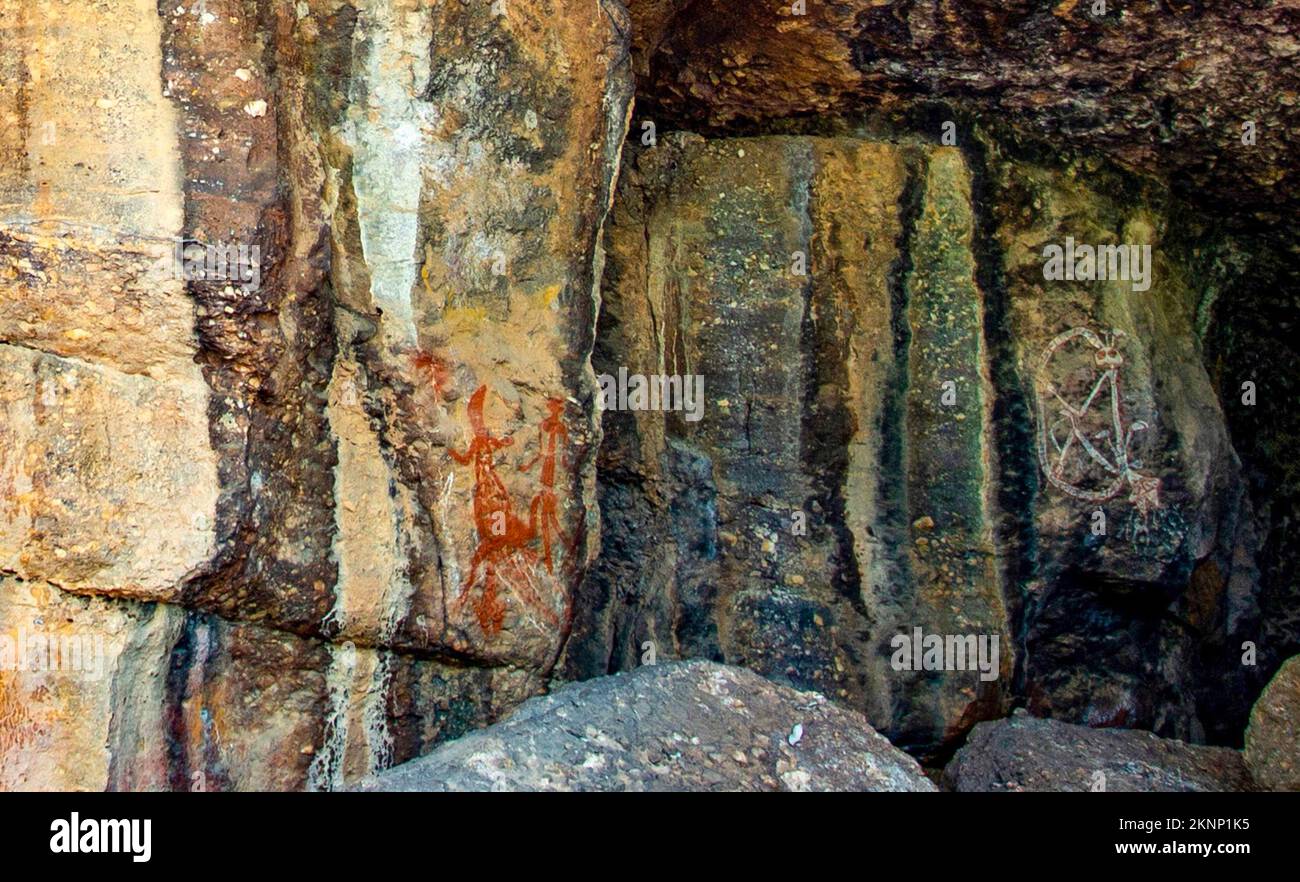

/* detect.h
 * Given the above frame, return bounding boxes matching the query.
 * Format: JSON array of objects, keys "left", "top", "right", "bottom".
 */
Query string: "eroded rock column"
[{"left": 568, "top": 134, "right": 1011, "bottom": 756}]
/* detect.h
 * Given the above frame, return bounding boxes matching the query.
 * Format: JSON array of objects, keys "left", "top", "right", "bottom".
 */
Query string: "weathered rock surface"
[
  {"left": 1244, "top": 654, "right": 1300, "bottom": 791},
  {"left": 0, "top": 0, "right": 631, "bottom": 790},
  {"left": 0, "top": 0, "right": 219, "bottom": 602},
  {"left": 981, "top": 133, "right": 1262, "bottom": 743},
  {"left": 0, "top": 570, "right": 544, "bottom": 791},
  {"left": 567, "top": 130, "right": 1258, "bottom": 757},
  {"left": 356, "top": 660, "right": 936, "bottom": 791},
  {"left": 320, "top": 0, "right": 634, "bottom": 670},
  {"left": 0, "top": 576, "right": 177, "bottom": 790},
  {"left": 0, "top": 0, "right": 1294, "bottom": 793},
  {"left": 566, "top": 133, "right": 1011, "bottom": 758},
  {"left": 943, "top": 710, "right": 1256, "bottom": 792},
  {"left": 632, "top": 0, "right": 1300, "bottom": 226}
]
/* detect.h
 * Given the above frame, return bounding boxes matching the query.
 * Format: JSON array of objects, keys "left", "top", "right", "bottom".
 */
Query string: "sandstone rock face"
[
  {"left": 567, "top": 130, "right": 1256, "bottom": 758},
  {"left": 0, "top": 0, "right": 631, "bottom": 790},
  {"left": 943, "top": 710, "right": 1256, "bottom": 792},
  {"left": 356, "top": 660, "right": 936, "bottom": 792},
  {"left": 1244, "top": 654, "right": 1300, "bottom": 791},
  {"left": 0, "top": 577, "right": 178, "bottom": 790},
  {"left": 980, "top": 138, "right": 1261, "bottom": 743},
  {"left": 632, "top": 0, "right": 1300, "bottom": 226},
  {"left": 0, "top": 0, "right": 218, "bottom": 602},
  {"left": 0, "top": 0, "right": 1292, "bottom": 793}
]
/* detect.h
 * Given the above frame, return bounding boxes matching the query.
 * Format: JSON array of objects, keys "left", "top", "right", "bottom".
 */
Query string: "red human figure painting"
[
  {"left": 411, "top": 348, "right": 453, "bottom": 401},
  {"left": 449, "top": 385, "right": 556, "bottom": 634},
  {"left": 518, "top": 397, "right": 577, "bottom": 577}
]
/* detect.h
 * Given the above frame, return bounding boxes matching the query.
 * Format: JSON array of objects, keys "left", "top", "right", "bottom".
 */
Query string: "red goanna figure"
[{"left": 449, "top": 385, "right": 557, "bottom": 634}]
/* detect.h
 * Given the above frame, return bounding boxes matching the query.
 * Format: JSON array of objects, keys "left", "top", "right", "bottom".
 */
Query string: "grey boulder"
[
  {"left": 943, "top": 710, "right": 1255, "bottom": 792},
  {"left": 356, "top": 660, "right": 935, "bottom": 792}
]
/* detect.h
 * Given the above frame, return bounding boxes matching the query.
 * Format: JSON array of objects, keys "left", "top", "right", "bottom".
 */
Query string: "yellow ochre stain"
[
  {"left": 443, "top": 305, "right": 490, "bottom": 326},
  {"left": 538, "top": 283, "right": 563, "bottom": 308}
]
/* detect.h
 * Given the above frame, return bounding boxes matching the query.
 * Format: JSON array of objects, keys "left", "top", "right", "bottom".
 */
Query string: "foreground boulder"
[
  {"left": 943, "top": 710, "right": 1255, "bottom": 792},
  {"left": 1244, "top": 655, "right": 1300, "bottom": 791},
  {"left": 356, "top": 661, "right": 935, "bottom": 792}
]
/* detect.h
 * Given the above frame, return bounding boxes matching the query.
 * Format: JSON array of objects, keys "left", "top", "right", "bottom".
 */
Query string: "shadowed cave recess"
[{"left": 0, "top": 0, "right": 1296, "bottom": 791}]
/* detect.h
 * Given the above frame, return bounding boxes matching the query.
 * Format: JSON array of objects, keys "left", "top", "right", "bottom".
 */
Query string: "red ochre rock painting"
[
  {"left": 518, "top": 397, "right": 579, "bottom": 579},
  {"left": 449, "top": 386, "right": 575, "bottom": 636},
  {"left": 411, "top": 349, "right": 454, "bottom": 401}
]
